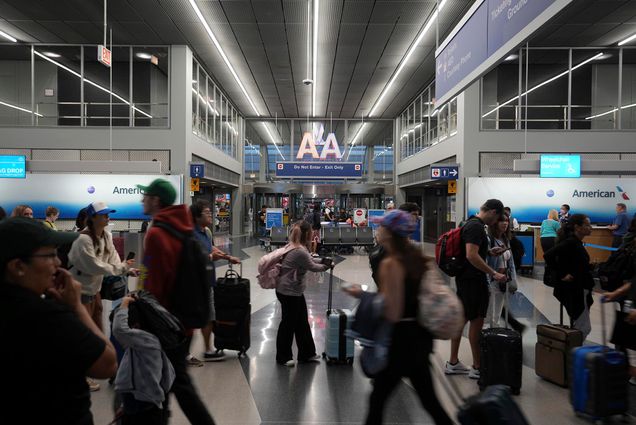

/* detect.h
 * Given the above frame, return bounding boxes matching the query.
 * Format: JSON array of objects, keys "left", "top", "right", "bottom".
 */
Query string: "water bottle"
[{"left": 624, "top": 300, "right": 633, "bottom": 314}]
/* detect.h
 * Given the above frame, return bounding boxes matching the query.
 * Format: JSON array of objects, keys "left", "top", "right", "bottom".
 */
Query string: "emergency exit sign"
[{"left": 98, "top": 45, "right": 111, "bottom": 67}]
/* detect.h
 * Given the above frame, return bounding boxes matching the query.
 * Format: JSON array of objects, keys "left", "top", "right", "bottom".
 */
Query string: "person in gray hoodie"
[{"left": 113, "top": 295, "right": 175, "bottom": 425}]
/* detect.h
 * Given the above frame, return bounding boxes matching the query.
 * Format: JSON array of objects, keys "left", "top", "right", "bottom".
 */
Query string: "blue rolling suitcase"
[
  {"left": 322, "top": 267, "right": 354, "bottom": 365},
  {"left": 570, "top": 301, "right": 629, "bottom": 420}
]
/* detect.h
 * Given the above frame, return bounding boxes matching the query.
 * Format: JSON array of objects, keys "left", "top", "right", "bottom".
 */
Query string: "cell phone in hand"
[
  {"left": 322, "top": 257, "right": 333, "bottom": 266},
  {"left": 126, "top": 252, "right": 136, "bottom": 261}
]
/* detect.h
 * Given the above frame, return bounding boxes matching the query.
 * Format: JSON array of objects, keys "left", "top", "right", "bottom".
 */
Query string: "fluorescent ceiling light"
[
  {"left": 345, "top": 122, "right": 368, "bottom": 160},
  {"left": 188, "top": 0, "right": 260, "bottom": 116},
  {"left": 0, "top": 30, "right": 17, "bottom": 43},
  {"left": 482, "top": 52, "right": 603, "bottom": 118},
  {"left": 312, "top": 0, "right": 319, "bottom": 117},
  {"left": 0, "top": 99, "right": 43, "bottom": 117},
  {"left": 618, "top": 33, "right": 636, "bottom": 46},
  {"left": 505, "top": 54, "right": 518, "bottom": 61},
  {"left": 34, "top": 50, "right": 153, "bottom": 119},
  {"left": 585, "top": 102, "right": 636, "bottom": 120},
  {"left": 261, "top": 122, "right": 286, "bottom": 160},
  {"left": 368, "top": 0, "right": 447, "bottom": 117},
  {"left": 135, "top": 52, "right": 152, "bottom": 60},
  {"left": 43, "top": 52, "right": 61, "bottom": 58}
]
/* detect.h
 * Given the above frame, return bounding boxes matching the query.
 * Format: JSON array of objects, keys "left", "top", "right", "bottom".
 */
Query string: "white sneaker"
[
  {"left": 445, "top": 361, "right": 470, "bottom": 375},
  {"left": 629, "top": 377, "right": 636, "bottom": 386},
  {"left": 468, "top": 367, "right": 480, "bottom": 380}
]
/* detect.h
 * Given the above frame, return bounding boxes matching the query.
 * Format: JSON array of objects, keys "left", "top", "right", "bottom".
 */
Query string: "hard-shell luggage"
[
  {"left": 478, "top": 280, "right": 522, "bottom": 395},
  {"left": 214, "top": 264, "right": 251, "bottom": 356},
  {"left": 322, "top": 266, "right": 354, "bottom": 365},
  {"left": 457, "top": 385, "right": 530, "bottom": 425},
  {"left": 535, "top": 304, "right": 583, "bottom": 387},
  {"left": 570, "top": 300, "right": 629, "bottom": 419}
]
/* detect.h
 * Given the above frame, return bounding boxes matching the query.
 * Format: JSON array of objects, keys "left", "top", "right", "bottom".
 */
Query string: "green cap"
[
  {"left": 136, "top": 179, "right": 177, "bottom": 206},
  {"left": 0, "top": 218, "right": 79, "bottom": 266}
]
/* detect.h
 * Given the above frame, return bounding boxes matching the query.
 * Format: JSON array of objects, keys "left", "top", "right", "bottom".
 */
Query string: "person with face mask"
[{"left": 559, "top": 204, "right": 571, "bottom": 226}]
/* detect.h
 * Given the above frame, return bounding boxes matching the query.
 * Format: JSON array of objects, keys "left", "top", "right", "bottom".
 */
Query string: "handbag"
[
  {"left": 418, "top": 268, "right": 464, "bottom": 340},
  {"left": 100, "top": 275, "right": 128, "bottom": 301}
]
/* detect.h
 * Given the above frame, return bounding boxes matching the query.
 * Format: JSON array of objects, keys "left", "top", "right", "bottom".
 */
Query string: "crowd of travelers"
[{"left": 1, "top": 185, "right": 635, "bottom": 425}]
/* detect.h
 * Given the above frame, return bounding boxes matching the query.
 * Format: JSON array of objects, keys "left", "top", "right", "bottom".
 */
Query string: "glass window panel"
[
  {"left": 429, "top": 85, "right": 438, "bottom": 143},
  {"left": 523, "top": 48, "right": 569, "bottom": 129},
  {"left": 0, "top": 45, "right": 32, "bottom": 126},
  {"left": 621, "top": 48, "right": 636, "bottom": 129},
  {"left": 34, "top": 46, "right": 81, "bottom": 126},
  {"left": 214, "top": 86, "right": 221, "bottom": 144},
  {"left": 572, "top": 49, "right": 619, "bottom": 130},
  {"left": 198, "top": 66, "right": 206, "bottom": 137},
  {"left": 481, "top": 52, "right": 520, "bottom": 130},
  {"left": 83, "top": 46, "right": 130, "bottom": 127},
  {"left": 133, "top": 46, "right": 169, "bottom": 127}
]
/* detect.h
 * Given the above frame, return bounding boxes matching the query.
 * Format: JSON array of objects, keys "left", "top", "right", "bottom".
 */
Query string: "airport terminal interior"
[{"left": 2, "top": 0, "right": 636, "bottom": 424}]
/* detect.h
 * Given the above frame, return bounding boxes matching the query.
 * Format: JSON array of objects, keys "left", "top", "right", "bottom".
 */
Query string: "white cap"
[{"left": 87, "top": 201, "right": 116, "bottom": 216}]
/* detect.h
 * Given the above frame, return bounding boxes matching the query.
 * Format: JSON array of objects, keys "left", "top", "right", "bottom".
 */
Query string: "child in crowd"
[{"left": 112, "top": 295, "right": 175, "bottom": 424}]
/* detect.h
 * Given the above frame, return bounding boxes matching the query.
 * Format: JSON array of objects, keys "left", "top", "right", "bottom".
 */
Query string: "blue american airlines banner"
[{"left": 467, "top": 177, "right": 633, "bottom": 224}]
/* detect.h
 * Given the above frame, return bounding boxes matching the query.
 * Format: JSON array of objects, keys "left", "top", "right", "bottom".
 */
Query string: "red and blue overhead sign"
[
  {"left": 436, "top": 0, "right": 563, "bottom": 103},
  {"left": 276, "top": 162, "right": 363, "bottom": 179}
]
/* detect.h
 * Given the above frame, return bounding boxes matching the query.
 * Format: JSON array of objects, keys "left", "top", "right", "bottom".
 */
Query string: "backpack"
[
  {"left": 257, "top": 245, "right": 297, "bottom": 289},
  {"left": 598, "top": 247, "right": 635, "bottom": 292},
  {"left": 153, "top": 221, "right": 211, "bottom": 329},
  {"left": 129, "top": 290, "right": 186, "bottom": 350},
  {"left": 435, "top": 225, "right": 465, "bottom": 277},
  {"left": 418, "top": 268, "right": 464, "bottom": 339}
]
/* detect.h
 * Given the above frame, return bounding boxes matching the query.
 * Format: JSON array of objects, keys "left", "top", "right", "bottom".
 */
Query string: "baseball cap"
[
  {"left": 370, "top": 209, "right": 416, "bottom": 238},
  {"left": 136, "top": 179, "right": 177, "bottom": 206},
  {"left": 86, "top": 201, "right": 116, "bottom": 217},
  {"left": 0, "top": 217, "right": 79, "bottom": 266},
  {"left": 482, "top": 199, "right": 504, "bottom": 215}
]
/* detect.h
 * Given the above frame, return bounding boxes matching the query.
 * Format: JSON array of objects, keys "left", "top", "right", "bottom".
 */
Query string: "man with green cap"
[
  {"left": 0, "top": 218, "right": 117, "bottom": 424},
  {"left": 136, "top": 178, "right": 216, "bottom": 425}
]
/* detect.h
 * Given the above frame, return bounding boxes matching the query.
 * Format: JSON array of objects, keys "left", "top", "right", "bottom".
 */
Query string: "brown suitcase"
[{"left": 535, "top": 305, "right": 583, "bottom": 387}]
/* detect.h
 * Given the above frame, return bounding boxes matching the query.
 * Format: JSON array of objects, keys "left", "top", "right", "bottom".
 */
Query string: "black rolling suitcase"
[
  {"left": 478, "top": 280, "right": 522, "bottom": 395},
  {"left": 457, "top": 385, "right": 530, "bottom": 425},
  {"left": 214, "top": 263, "right": 251, "bottom": 356}
]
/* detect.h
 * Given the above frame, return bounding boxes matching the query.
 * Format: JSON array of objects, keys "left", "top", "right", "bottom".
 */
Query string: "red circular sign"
[{"left": 356, "top": 209, "right": 363, "bottom": 216}]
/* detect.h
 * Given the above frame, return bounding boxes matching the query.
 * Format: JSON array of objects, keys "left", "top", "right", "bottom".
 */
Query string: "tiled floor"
[{"left": 90, "top": 236, "right": 635, "bottom": 425}]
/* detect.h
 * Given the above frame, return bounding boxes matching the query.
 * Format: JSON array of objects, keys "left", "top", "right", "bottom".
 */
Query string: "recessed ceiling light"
[
  {"left": 43, "top": 52, "right": 61, "bottom": 58},
  {"left": 136, "top": 52, "right": 152, "bottom": 60},
  {"left": 618, "top": 32, "right": 636, "bottom": 46},
  {"left": 0, "top": 30, "right": 17, "bottom": 43}
]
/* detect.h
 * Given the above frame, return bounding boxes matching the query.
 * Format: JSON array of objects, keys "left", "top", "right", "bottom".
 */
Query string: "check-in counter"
[{"left": 530, "top": 225, "right": 614, "bottom": 264}]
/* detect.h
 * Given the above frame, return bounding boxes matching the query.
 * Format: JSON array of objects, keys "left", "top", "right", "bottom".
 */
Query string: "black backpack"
[
  {"left": 129, "top": 290, "right": 186, "bottom": 350},
  {"left": 153, "top": 221, "right": 211, "bottom": 329},
  {"left": 598, "top": 247, "right": 635, "bottom": 292}
]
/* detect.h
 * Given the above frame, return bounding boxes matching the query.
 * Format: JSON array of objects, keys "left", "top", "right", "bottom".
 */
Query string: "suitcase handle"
[{"left": 227, "top": 261, "right": 243, "bottom": 278}]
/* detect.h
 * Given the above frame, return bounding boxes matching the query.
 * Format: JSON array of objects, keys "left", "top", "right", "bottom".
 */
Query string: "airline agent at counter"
[{"left": 608, "top": 203, "right": 630, "bottom": 248}]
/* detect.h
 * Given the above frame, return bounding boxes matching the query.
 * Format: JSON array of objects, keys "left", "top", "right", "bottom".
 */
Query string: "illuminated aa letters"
[{"left": 295, "top": 124, "right": 344, "bottom": 160}]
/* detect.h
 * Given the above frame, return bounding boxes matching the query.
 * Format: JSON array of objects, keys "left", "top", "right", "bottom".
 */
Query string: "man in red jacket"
[{"left": 137, "top": 178, "right": 216, "bottom": 425}]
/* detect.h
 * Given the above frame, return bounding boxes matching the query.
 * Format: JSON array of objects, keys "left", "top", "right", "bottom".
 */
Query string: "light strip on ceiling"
[
  {"left": 188, "top": 0, "right": 260, "bottom": 116},
  {"left": 368, "top": 0, "right": 447, "bottom": 117},
  {"left": 34, "top": 50, "right": 153, "bottom": 119},
  {"left": 345, "top": 122, "right": 367, "bottom": 160},
  {"left": 0, "top": 30, "right": 17, "bottom": 43},
  {"left": 482, "top": 52, "right": 603, "bottom": 118},
  {"left": 0, "top": 100, "right": 43, "bottom": 117},
  {"left": 618, "top": 33, "right": 636, "bottom": 46},
  {"left": 585, "top": 103, "right": 636, "bottom": 120},
  {"left": 312, "top": 0, "right": 319, "bottom": 117},
  {"left": 261, "top": 122, "right": 286, "bottom": 160}
]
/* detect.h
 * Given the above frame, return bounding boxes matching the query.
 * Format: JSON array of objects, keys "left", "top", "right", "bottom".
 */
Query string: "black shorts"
[{"left": 456, "top": 276, "right": 490, "bottom": 321}]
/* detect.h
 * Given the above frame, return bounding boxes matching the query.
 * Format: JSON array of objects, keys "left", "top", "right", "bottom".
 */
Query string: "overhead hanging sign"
[
  {"left": 98, "top": 45, "right": 111, "bottom": 67},
  {"left": 540, "top": 154, "right": 581, "bottom": 178},
  {"left": 0, "top": 174, "right": 182, "bottom": 219},
  {"left": 296, "top": 124, "right": 343, "bottom": 160},
  {"left": 467, "top": 177, "right": 631, "bottom": 224},
  {"left": 431, "top": 165, "right": 459, "bottom": 180},
  {"left": 0, "top": 155, "right": 26, "bottom": 179},
  {"left": 435, "top": 0, "right": 570, "bottom": 105},
  {"left": 275, "top": 162, "right": 363, "bottom": 179}
]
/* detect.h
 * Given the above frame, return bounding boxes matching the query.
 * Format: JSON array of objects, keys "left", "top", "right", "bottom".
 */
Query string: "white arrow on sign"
[{"left": 449, "top": 169, "right": 458, "bottom": 177}]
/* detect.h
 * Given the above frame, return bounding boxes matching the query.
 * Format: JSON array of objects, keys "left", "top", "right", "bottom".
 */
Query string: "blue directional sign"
[
  {"left": 265, "top": 208, "right": 284, "bottom": 230},
  {"left": 190, "top": 163, "right": 205, "bottom": 178},
  {"left": 431, "top": 166, "right": 459, "bottom": 180},
  {"left": 540, "top": 155, "right": 581, "bottom": 178},
  {"left": 275, "top": 162, "right": 363, "bottom": 179},
  {"left": 0, "top": 155, "right": 26, "bottom": 179}
]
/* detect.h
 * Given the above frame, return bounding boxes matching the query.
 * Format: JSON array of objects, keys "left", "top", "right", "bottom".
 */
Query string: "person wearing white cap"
[{"left": 68, "top": 201, "right": 137, "bottom": 391}]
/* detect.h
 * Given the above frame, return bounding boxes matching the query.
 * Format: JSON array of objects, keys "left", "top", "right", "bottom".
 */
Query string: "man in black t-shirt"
[{"left": 445, "top": 199, "right": 507, "bottom": 380}]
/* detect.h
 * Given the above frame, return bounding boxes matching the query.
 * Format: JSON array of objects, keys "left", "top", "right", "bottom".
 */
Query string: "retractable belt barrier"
[{"left": 583, "top": 243, "right": 619, "bottom": 252}]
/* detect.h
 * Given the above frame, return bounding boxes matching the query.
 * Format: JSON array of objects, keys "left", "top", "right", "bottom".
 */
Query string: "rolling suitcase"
[
  {"left": 457, "top": 385, "right": 530, "bottom": 425},
  {"left": 214, "top": 263, "right": 251, "bottom": 356},
  {"left": 322, "top": 266, "right": 354, "bottom": 365},
  {"left": 570, "top": 300, "right": 629, "bottom": 420},
  {"left": 535, "top": 304, "right": 583, "bottom": 387},
  {"left": 478, "top": 280, "right": 522, "bottom": 395}
]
